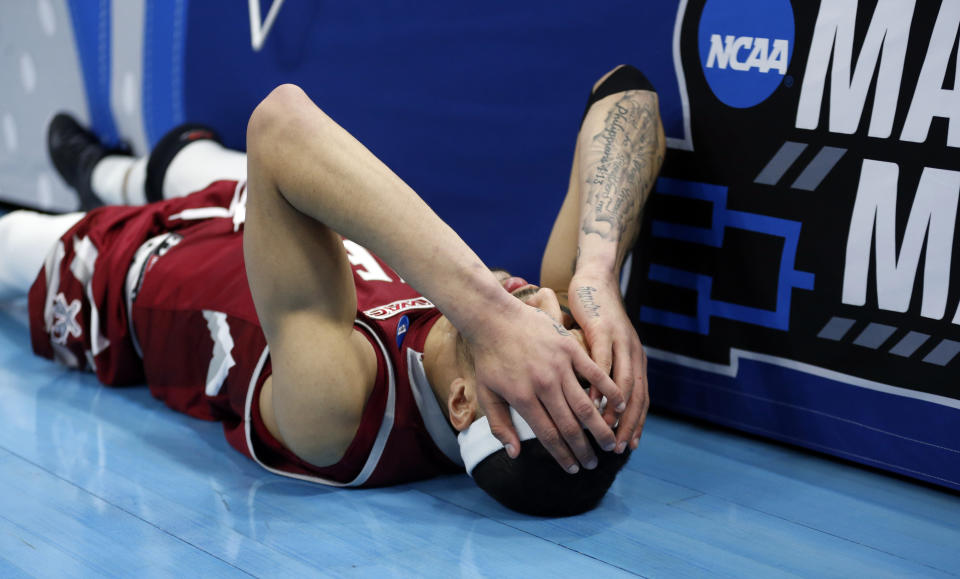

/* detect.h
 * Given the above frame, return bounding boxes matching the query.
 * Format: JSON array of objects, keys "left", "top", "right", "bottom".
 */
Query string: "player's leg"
[
  {"left": 0, "top": 210, "right": 83, "bottom": 301},
  {"left": 48, "top": 114, "right": 246, "bottom": 208}
]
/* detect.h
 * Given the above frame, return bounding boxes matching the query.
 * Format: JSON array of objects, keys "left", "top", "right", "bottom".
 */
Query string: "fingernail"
[
  {"left": 505, "top": 443, "right": 516, "bottom": 457},
  {"left": 585, "top": 458, "right": 598, "bottom": 470},
  {"left": 567, "top": 464, "right": 580, "bottom": 474},
  {"left": 603, "top": 440, "right": 616, "bottom": 452},
  {"left": 616, "top": 441, "right": 627, "bottom": 454},
  {"left": 616, "top": 401, "right": 626, "bottom": 412},
  {"left": 632, "top": 437, "right": 640, "bottom": 449}
]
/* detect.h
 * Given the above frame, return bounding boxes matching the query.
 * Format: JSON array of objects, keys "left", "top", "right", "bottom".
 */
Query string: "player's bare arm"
[
  {"left": 541, "top": 65, "right": 665, "bottom": 453},
  {"left": 245, "top": 120, "right": 377, "bottom": 467},
  {"left": 244, "top": 84, "right": 621, "bottom": 473}
]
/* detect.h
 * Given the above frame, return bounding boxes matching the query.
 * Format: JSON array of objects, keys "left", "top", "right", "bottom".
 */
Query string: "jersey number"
[{"left": 342, "top": 239, "right": 392, "bottom": 282}]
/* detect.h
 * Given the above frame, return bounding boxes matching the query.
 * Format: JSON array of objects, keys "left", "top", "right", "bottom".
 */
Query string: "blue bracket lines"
[{"left": 640, "top": 178, "right": 815, "bottom": 335}]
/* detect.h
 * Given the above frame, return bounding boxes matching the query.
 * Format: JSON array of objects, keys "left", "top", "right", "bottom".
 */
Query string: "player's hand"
[
  {"left": 568, "top": 272, "right": 649, "bottom": 452},
  {"left": 467, "top": 290, "right": 624, "bottom": 473}
]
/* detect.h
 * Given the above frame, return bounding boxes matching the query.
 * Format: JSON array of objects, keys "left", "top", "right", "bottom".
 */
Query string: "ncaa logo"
[
  {"left": 396, "top": 315, "right": 409, "bottom": 348},
  {"left": 698, "top": 0, "right": 794, "bottom": 108}
]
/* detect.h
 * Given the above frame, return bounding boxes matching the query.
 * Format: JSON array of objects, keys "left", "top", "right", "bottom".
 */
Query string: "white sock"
[
  {"left": 163, "top": 140, "right": 247, "bottom": 199},
  {"left": 90, "top": 139, "right": 246, "bottom": 205},
  {"left": 91, "top": 155, "right": 149, "bottom": 205},
  {"left": 0, "top": 211, "right": 84, "bottom": 301}
]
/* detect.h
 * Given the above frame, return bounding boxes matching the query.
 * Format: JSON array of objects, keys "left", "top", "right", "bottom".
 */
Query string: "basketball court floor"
[{"left": 1, "top": 291, "right": 957, "bottom": 577}]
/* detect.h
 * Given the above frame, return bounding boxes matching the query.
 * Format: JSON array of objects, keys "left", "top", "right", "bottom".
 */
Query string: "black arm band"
[{"left": 580, "top": 65, "right": 656, "bottom": 129}]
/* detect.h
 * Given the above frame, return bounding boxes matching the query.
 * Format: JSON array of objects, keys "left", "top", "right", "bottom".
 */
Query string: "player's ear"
[{"left": 447, "top": 377, "right": 477, "bottom": 432}]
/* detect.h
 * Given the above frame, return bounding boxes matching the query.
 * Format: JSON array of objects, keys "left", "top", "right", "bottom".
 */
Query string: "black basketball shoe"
[{"left": 47, "top": 113, "right": 131, "bottom": 210}]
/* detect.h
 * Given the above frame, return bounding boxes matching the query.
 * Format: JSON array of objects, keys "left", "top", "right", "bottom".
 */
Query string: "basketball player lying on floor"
[{"left": 0, "top": 65, "right": 663, "bottom": 516}]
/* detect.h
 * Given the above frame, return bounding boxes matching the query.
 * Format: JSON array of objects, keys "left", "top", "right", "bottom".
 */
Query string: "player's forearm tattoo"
[
  {"left": 581, "top": 92, "right": 662, "bottom": 252},
  {"left": 575, "top": 286, "right": 601, "bottom": 318}
]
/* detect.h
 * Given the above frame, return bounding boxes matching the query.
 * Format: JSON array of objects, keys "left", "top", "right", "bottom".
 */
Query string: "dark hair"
[{"left": 471, "top": 433, "right": 631, "bottom": 517}]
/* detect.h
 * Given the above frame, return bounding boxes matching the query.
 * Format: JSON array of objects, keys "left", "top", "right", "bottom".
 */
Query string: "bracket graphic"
[{"left": 640, "top": 178, "right": 815, "bottom": 334}]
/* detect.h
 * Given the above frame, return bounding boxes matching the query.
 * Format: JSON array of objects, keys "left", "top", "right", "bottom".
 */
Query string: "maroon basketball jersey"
[{"left": 30, "top": 180, "right": 463, "bottom": 487}]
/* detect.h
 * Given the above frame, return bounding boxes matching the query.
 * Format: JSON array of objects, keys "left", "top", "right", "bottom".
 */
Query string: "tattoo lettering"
[
  {"left": 575, "top": 286, "right": 601, "bottom": 318},
  {"left": 535, "top": 307, "right": 573, "bottom": 335},
  {"left": 581, "top": 92, "right": 662, "bottom": 251},
  {"left": 536, "top": 307, "right": 573, "bottom": 335}
]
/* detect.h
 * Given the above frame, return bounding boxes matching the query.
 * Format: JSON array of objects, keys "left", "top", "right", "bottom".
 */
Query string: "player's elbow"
[
  {"left": 269, "top": 375, "right": 365, "bottom": 469},
  {"left": 248, "top": 84, "right": 338, "bottom": 162},
  {"left": 248, "top": 84, "right": 308, "bottom": 156}
]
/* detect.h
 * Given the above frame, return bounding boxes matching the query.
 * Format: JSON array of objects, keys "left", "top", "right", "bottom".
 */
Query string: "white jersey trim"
[
  {"left": 42, "top": 240, "right": 79, "bottom": 368},
  {"left": 242, "top": 319, "right": 396, "bottom": 487},
  {"left": 406, "top": 348, "right": 463, "bottom": 467},
  {"left": 167, "top": 180, "right": 247, "bottom": 231},
  {"left": 363, "top": 297, "right": 435, "bottom": 320},
  {"left": 125, "top": 232, "right": 176, "bottom": 358}
]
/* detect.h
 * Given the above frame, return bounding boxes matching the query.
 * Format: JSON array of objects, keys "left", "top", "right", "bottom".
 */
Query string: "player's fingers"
[
  {"left": 614, "top": 372, "right": 646, "bottom": 454},
  {"left": 540, "top": 374, "right": 600, "bottom": 469},
  {"left": 568, "top": 351, "right": 619, "bottom": 452},
  {"left": 630, "top": 390, "right": 650, "bottom": 450},
  {"left": 602, "top": 395, "right": 618, "bottom": 427},
  {"left": 601, "top": 364, "right": 619, "bottom": 427},
  {"left": 612, "top": 340, "right": 633, "bottom": 401},
  {"left": 562, "top": 374, "right": 618, "bottom": 458},
  {"left": 590, "top": 386, "right": 603, "bottom": 404},
  {"left": 604, "top": 339, "right": 635, "bottom": 423},
  {"left": 476, "top": 386, "right": 521, "bottom": 458},
  {"left": 588, "top": 332, "right": 614, "bottom": 378},
  {"left": 572, "top": 345, "right": 624, "bottom": 415},
  {"left": 631, "top": 349, "right": 651, "bottom": 450},
  {"left": 519, "top": 393, "right": 580, "bottom": 472},
  {"left": 570, "top": 328, "right": 589, "bottom": 353}
]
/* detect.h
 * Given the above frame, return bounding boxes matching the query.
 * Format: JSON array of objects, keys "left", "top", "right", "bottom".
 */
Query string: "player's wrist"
[
  {"left": 574, "top": 242, "right": 621, "bottom": 280},
  {"left": 571, "top": 263, "right": 619, "bottom": 288},
  {"left": 446, "top": 269, "right": 524, "bottom": 342}
]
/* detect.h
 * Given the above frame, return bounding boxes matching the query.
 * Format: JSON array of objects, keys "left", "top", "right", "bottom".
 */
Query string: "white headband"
[{"left": 458, "top": 408, "right": 537, "bottom": 475}]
